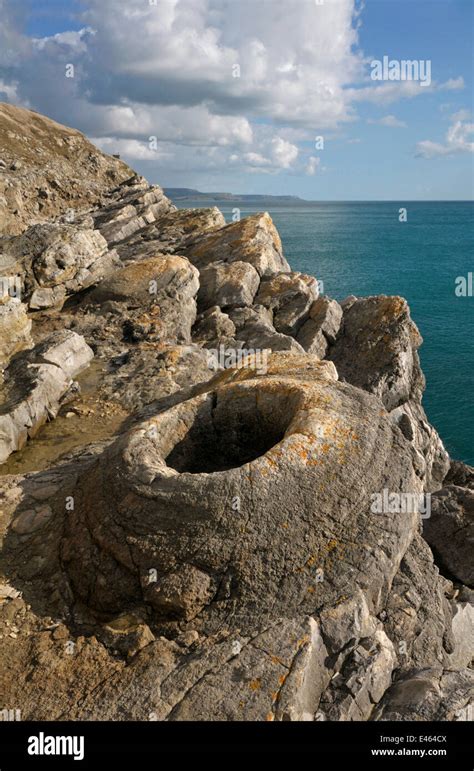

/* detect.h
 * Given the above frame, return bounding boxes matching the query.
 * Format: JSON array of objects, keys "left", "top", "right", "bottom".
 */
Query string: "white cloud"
[
  {"left": 270, "top": 138, "right": 299, "bottom": 169},
  {"left": 416, "top": 120, "right": 474, "bottom": 158},
  {"left": 368, "top": 114, "right": 406, "bottom": 128},
  {"left": 440, "top": 77, "right": 465, "bottom": 91},
  {"left": 450, "top": 109, "right": 471, "bottom": 122},
  {"left": 306, "top": 156, "right": 321, "bottom": 175},
  {"left": 90, "top": 136, "right": 172, "bottom": 161},
  {"left": 0, "top": 0, "right": 468, "bottom": 179}
]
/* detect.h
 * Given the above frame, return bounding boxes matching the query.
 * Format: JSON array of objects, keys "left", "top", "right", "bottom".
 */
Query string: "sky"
[{"left": 0, "top": 0, "right": 473, "bottom": 199}]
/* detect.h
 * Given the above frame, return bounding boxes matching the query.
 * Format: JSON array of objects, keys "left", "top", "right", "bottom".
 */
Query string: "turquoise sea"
[{"left": 175, "top": 200, "right": 473, "bottom": 465}]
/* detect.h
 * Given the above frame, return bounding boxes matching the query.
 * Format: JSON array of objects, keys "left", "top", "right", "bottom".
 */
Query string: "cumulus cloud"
[
  {"left": 0, "top": 0, "right": 468, "bottom": 179},
  {"left": 416, "top": 120, "right": 474, "bottom": 158}
]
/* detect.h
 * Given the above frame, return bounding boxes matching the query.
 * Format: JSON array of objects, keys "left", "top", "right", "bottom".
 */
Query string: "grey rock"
[
  {"left": 423, "top": 485, "right": 474, "bottom": 586},
  {"left": 374, "top": 668, "right": 474, "bottom": 721},
  {"left": 318, "top": 630, "right": 396, "bottom": 721},
  {"left": 198, "top": 260, "right": 260, "bottom": 311},
  {"left": 449, "top": 602, "right": 474, "bottom": 669},
  {"left": 0, "top": 296, "right": 32, "bottom": 366},
  {"left": 86, "top": 255, "right": 199, "bottom": 344},
  {"left": 0, "top": 330, "right": 93, "bottom": 463},
  {"left": 329, "top": 295, "right": 425, "bottom": 411},
  {"left": 228, "top": 306, "right": 304, "bottom": 353},
  {"left": 297, "top": 296, "right": 343, "bottom": 356},
  {"left": 390, "top": 401, "right": 450, "bottom": 491},
  {"left": 255, "top": 271, "right": 320, "bottom": 336},
  {"left": 192, "top": 306, "right": 237, "bottom": 347},
  {"left": 184, "top": 212, "right": 291, "bottom": 277},
  {"left": 60, "top": 353, "right": 421, "bottom": 627}
]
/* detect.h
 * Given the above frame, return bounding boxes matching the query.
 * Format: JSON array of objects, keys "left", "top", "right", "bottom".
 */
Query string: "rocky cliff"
[{"left": 0, "top": 104, "right": 472, "bottom": 722}]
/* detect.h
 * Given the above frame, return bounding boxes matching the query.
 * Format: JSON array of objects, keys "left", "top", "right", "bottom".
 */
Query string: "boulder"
[
  {"left": 0, "top": 330, "right": 93, "bottom": 463},
  {"left": 228, "top": 306, "right": 304, "bottom": 353},
  {"left": 184, "top": 212, "right": 290, "bottom": 277},
  {"left": 86, "top": 255, "right": 199, "bottom": 344},
  {"left": 60, "top": 353, "right": 421, "bottom": 625},
  {"left": 255, "top": 271, "right": 320, "bottom": 336},
  {"left": 192, "top": 306, "right": 237, "bottom": 348},
  {"left": 0, "top": 296, "right": 32, "bottom": 366},
  {"left": 0, "top": 222, "right": 121, "bottom": 307},
  {"left": 329, "top": 296, "right": 424, "bottom": 411},
  {"left": 423, "top": 485, "right": 474, "bottom": 586},
  {"left": 374, "top": 668, "right": 474, "bottom": 721},
  {"left": 197, "top": 260, "right": 260, "bottom": 311},
  {"left": 297, "top": 296, "right": 343, "bottom": 356}
]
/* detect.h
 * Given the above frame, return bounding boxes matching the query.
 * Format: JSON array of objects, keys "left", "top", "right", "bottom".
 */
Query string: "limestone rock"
[
  {"left": 374, "top": 668, "right": 474, "bottom": 721},
  {"left": 184, "top": 212, "right": 290, "bottom": 277},
  {"left": 228, "top": 306, "right": 304, "bottom": 353},
  {"left": 383, "top": 533, "right": 455, "bottom": 672},
  {"left": 192, "top": 307, "right": 237, "bottom": 348},
  {"left": 0, "top": 102, "right": 133, "bottom": 236},
  {"left": 449, "top": 603, "right": 474, "bottom": 669},
  {"left": 390, "top": 401, "right": 450, "bottom": 491},
  {"left": 0, "top": 330, "right": 93, "bottom": 463},
  {"left": 198, "top": 260, "right": 260, "bottom": 311},
  {"left": 60, "top": 353, "right": 421, "bottom": 623},
  {"left": 114, "top": 207, "right": 226, "bottom": 262},
  {"left": 87, "top": 255, "right": 199, "bottom": 344},
  {"left": 93, "top": 182, "right": 175, "bottom": 246},
  {"left": 423, "top": 485, "right": 474, "bottom": 586},
  {"left": 318, "top": 631, "right": 397, "bottom": 721},
  {"left": 297, "top": 296, "right": 343, "bottom": 356},
  {"left": 0, "top": 296, "right": 32, "bottom": 366},
  {"left": 0, "top": 222, "right": 120, "bottom": 307},
  {"left": 329, "top": 296, "right": 424, "bottom": 411},
  {"left": 255, "top": 271, "right": 320, "bottom": 336}
]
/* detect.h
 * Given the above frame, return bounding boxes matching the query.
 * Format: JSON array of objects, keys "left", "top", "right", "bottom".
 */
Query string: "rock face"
[
  {"left": 0, "top": 222, "right": 120, "bottom": 308},
  {"left": 423, "top": 483, "right": 474, "bottom": 586},
  {"left": 60, "top": 354, "right": 420, "bottom": 621},
  {"left": 0, "top": 296, "right": 32, "bottom": 365},
  {"left": 0, "top": 107, "right": 471, "bottom": 725},
  {"left": 0, "top": 331, "right": 93, "bottom": 463},
  {"left": 0, "top": 103, "right": 132, "bottom": 236},
  {"left": 328, "top": 296, "right": 449, "bottom": 491}
]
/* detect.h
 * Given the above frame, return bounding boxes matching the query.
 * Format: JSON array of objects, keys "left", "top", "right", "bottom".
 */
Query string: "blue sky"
[{"left": 1, "top": 0, "right": 472, "bottom": 199}]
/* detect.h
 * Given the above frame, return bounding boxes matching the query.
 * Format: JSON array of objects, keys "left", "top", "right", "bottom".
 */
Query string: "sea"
[{"left": 174, "top": 199, "right": 473, "bottom": 465}]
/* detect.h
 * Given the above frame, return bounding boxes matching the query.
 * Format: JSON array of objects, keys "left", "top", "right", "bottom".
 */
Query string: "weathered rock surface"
[
  {"left": 198, "top": 260, "right": 260, "bottom": 311},
  {"left": 57, "top": 354, "right": 421, "bottom": 628},
  {"left": 0, "top": 107, "right": 471, "bottom": 725},
  {"left": 113, "top": 206, "right": 225, "bottom": 262},
  {"left": 86, "top": 255, "right": 199, "bottom": 345},
  {"left": 0, "top": 103, "right": 132, "bottom": 236},
  {"left": 329, "top": 295, "right": 424, "bottom": 410},
  {"left": 184, "top": 212, "right": 291, "bottom": 276},
  {"left": 328, "top": 296, "right": 449, "bottom": 490},
  {"left": 374, "top": 668, "right": 474, "bottom": 721},
  {"left": 423, "top": 485, "right": 474, "bottom": 586},
  {"left": 0, "top": 331, "right": 93, "bottom": 463},
  {"left": 0, "top": 222, "right": 120, "bottom": 308},
  {"left": 255, "top": 271, "right": 320, "bottom": 335},
  {"left": 0, "top": 296, "right": 32, "bottom": 365},
  {"left": 297, "top": 296, "right": 343, "bottom": 357}
]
